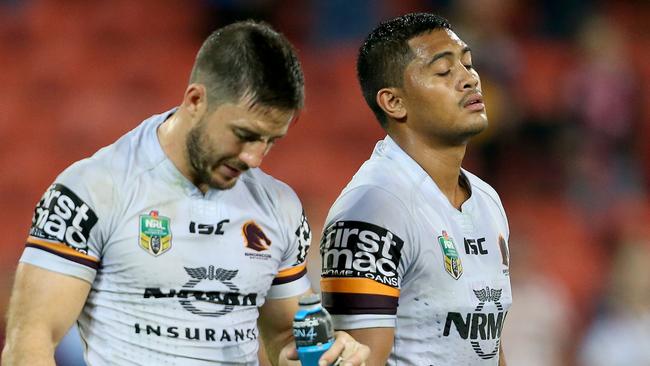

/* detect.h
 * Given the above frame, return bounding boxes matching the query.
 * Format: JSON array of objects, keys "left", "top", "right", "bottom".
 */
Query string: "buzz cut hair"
[{"left": 357, "top": 13, "right": 452, "bottom": 128}]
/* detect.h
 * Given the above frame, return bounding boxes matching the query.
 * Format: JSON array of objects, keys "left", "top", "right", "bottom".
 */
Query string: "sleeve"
[
  {"left": 20, "top": 158, "right": 113, "bottom": 284},
  {"left": 320, "top": 186, "right": 413, "bottom": 330},
  {"left": 266, "top": 182, "right": 312, "bottom": 299}
]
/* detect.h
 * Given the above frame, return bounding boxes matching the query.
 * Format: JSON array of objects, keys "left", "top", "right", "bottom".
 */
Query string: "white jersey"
[
  {"left": 20, "top": 109, "right": 312, "bottom": 365},
  {"left": 321, "top": 136, "right": 511, "bottom": 366}
]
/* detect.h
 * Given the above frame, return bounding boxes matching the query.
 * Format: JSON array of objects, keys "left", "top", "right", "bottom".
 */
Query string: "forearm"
[
  {"left": 260, "top": 329, "right": 296, "bottom": 366},
  {"left": 498, "top": 344, "right": 507, "bottom": 366},
  {"left": 2, "top": 264, "right": 90, "bottom": 366},
  {"left": 2, "top": 326, "right": 57, "bottom": 366}
]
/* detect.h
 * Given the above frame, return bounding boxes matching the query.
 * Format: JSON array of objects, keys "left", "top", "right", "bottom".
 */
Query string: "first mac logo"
[{"left": 31, "top": 183, "right": 98, "bottom": 254}]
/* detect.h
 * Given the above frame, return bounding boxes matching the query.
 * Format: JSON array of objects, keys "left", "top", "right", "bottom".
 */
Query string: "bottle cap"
[{"left": 298, "top": 293, "right": 321, "bottom": 306}]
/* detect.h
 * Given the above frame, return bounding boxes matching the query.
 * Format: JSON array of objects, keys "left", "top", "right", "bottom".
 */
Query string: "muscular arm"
[
  {"left": 1, "top": 263, "right": 91, "bottom": 366},
  {"left": 258, "top": 291, "right": 311, "bottom": 366}
]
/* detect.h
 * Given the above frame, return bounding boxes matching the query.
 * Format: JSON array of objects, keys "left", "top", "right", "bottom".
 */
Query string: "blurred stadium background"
[{"left": 1, "top": 0, "right": 649, "bottom": 365}]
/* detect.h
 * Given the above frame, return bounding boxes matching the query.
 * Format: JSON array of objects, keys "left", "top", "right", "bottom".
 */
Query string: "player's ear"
[
  {"left": 182, "top": 83, "right": 209, "bottom": 122},
  {"left": 376, "top": 87, "right": 407, "bottom": 121}
]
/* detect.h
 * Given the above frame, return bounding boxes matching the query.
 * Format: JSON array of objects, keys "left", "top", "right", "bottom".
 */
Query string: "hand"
[
  {"left": 323, "top": 331, "right": 370, "bottom": 366},
  {"left": 283, "top": 331, "right": 370, "bottom": 366}
]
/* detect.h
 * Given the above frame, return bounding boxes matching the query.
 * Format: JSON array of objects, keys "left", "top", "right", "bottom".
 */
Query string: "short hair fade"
[
  {"left": 190, "top": 20, "right": 304, "bottom": 111},
  {"left": 357, "top": 13, "right": 452, "bottom": 127}
]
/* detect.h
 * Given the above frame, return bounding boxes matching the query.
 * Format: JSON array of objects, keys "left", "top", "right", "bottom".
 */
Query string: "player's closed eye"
[{"left": 234, "top": 129, "right": 260, "bottom": 142}]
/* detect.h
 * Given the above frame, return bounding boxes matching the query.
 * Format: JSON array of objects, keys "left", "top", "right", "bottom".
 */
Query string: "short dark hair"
[
  {"left": 190, "top": 20, "right": 304, "bottom": 111},
  {"left": 357, "top": 13, "right": 452, "bottom": 127}
]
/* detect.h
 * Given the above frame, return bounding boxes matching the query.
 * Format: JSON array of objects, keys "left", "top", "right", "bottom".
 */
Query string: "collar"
[{"left": 374, "top": 135, "right": 473, "bottom": 211}]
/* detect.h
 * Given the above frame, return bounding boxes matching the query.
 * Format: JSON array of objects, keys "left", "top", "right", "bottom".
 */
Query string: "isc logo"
[
  {"left": 464, "top": 237, "right": 488, "bottom": 255},
  {"left": 30, "top": 184, "right": 98, "bottom": 252},
  {"left": 189, "top": 220, "right": 229, "bottom": 235},
  {"left": 321, "top": 221, "right": 404, "bottom": 287}
]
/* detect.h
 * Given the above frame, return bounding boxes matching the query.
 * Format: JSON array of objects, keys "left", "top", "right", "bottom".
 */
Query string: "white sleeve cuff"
[
  {"left": 20, "top": 247, "right": 96, "bottom": 284},
  {"left": 331, "top": 314, "right": 396, "bottom": 329},
  {"left": 266, "top": 275, "right": 311, "bottom": 299}
]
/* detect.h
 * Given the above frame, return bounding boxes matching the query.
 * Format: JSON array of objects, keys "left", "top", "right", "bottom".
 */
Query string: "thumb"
[{"left": 282, "top": 342, "right": 299, "bottom": 361}]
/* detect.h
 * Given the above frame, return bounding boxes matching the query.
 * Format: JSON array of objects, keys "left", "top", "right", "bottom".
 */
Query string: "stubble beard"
[
  {"left": 185, "top": 123, "right": 235, "bottom": 191},
  {"left": 452, "top": 114, "right": 489, "bottom": 145}
]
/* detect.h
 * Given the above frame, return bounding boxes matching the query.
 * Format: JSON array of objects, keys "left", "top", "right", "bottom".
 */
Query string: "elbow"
[{"left": 2, "top": 341, "right": 18, "bottom": 366}]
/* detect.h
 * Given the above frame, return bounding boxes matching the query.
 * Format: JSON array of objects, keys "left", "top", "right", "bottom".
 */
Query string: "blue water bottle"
[{"left": 293, "top": 294, "right": 335, "bottom": 366}]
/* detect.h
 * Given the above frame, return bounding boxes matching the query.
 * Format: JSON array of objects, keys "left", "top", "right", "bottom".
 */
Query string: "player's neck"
[
  {"left": 157, "top": 110, "right": 194, "bottom": 181},
  {"left": 391, "top": 132, "right": 469, "bottom": 210}
]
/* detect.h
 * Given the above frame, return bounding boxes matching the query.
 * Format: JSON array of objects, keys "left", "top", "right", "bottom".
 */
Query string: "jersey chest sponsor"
[
  {"left": 134, "top": 322, "right": 258, "bottom": 343},
  {"left": 442, "top": 286, "right": 508, "bottom": 360},
  {"left": 144, "top": 265, "right": 259, "bottom": 317}
]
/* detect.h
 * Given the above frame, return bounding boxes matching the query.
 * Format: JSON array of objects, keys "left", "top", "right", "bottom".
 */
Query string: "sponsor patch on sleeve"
[
  {"left": 321, "top": 221, "right": 404, "bottom": 288},
  {"left": 29, "top": 183, "right": 98, "bottom": 255}
]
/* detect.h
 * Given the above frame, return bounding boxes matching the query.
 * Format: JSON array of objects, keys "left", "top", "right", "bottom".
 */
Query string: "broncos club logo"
[{"left": 242, "top": 221, "right": 271, "bottom": 251}]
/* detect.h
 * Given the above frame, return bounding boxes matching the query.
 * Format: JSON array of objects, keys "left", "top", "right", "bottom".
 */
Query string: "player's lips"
[
  {"left": 220, "top": 164, "right": 242, "bottom": 179},
  {"left": 461, "top": 92, "right": 485, "bottom": 111}
]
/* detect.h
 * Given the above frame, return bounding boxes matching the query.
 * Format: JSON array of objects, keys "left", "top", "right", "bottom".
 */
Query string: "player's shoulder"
[
  {"left": 328, "top": 183, "right": 412, "bottom": 236},
  {"left": 56, "top": 151, "right": 114, "bottom": 194},
  {"left": 337, "top": 181, "right": 409, "bottom": 212},
  {"left": 346, "top": 156, "right": 414, "bottom": 197},
  {"left": 239, "top": 168, "right": 302, "bottom": 211},
  {"left": 55, "top": 111, "right": 170, "bottom": 200},
  {"left": 335, "top": 155, "right": 413, "bottom": 207},
  {"left": 69, "top": 111, "right": 168, "bottom": 184}
]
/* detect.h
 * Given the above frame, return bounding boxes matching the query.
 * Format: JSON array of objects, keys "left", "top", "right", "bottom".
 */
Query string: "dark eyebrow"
[
  {"left": 428, "top": 51, "right": 453, "bottom": 66},
  {"left": 428, "top": 46, "right": 472, "bottom": 65}
]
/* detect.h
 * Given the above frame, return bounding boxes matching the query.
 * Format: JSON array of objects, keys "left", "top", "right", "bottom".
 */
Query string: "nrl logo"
[
  {"left": 438, "top": 230, "right": 463, "bottom": 280},
  {"left": 139, "top": 210, "right": 172, "bottom": 256}
]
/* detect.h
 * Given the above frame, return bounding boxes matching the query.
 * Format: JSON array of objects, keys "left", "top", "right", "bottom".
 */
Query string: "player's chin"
[
  {"left": 454, "top": 120, "right": 487, "bottom": 143},
  {"left": 208, "top": 171, "right": 239, "bottom": 190},
  {"left": 466, "top": 114, "right": 488, "bottom": 132}
]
